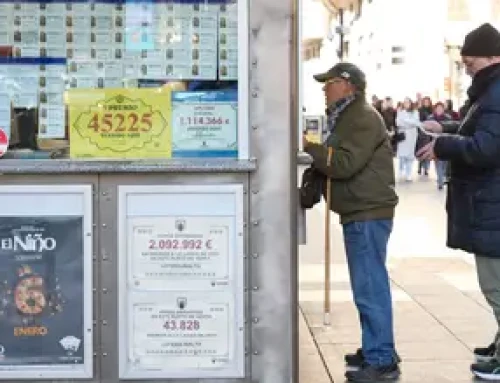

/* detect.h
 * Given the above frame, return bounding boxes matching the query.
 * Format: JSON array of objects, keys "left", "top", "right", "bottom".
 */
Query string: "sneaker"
[
  {"left": 345, "top": 362, "right": 401, "bottom": 382},
  {"left": 345, "top": 348, "right": 402, "bottom": 369},
  {"left": 471, "top": 360, "right": 500, "bottom": 380},
  {"left": 474, "top": 343, "right": 496, "bottom": 363}
]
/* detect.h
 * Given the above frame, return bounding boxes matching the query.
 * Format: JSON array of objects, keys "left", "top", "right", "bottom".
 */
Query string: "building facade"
[{"left": 341, "top": 0, "right": 500, "bottom": 106}]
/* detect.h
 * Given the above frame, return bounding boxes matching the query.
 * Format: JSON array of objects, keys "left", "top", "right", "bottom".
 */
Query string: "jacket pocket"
[
  {"left": 447, "top": 181, "right": 475, "bottom": 226},
  {"left": 345, "top": 166, "right": 388, "bottom": 205},
  {"left": 330, "top": 181, "right": 355, "bottom": 215},
  {"left": 473, "top": 183, "right": 500, "bottom": 229}
]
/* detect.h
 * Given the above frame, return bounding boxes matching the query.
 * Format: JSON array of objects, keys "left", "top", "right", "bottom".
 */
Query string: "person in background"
[
  {"left": 381, "top": 97, "right": 397, "bottom": 131},
  {"left": 396, "top": 97, "right": 420, "bottom": 182},
  {"left": 445, "top": 99, "right": 461, "bottom": 121},
  {"left": 418, "top": 23, "right": 500, "bottom": 380},
  {"left": 371, "top": 94, "right": 380, "bottom": 109},
  {"left": 415, "top": 92, "right": 423, "bottom": 108},
  {"left": 381, "top": 97, "right": 397, "bottom": 154},
  {"left": 418, "top": 96, "right": 434, "bottom": 120},
  {"left": 417, "top": 97, "right": 433, "bottom": 175},
  {"left": 304, "top": 62, "right": 400, "bottom": 382},
  {"left": 427, "top": 102, "right": 451, "bottom": 189}
]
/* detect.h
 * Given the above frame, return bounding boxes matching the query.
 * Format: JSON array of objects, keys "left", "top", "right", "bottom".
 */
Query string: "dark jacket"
[
  {"left": 419, "top": 106, "right": 433, "bottom": 122},
  {"left": 434, "top": 63, "right": 500, "bottom": 257},
  {"left": 381, "top": 107, "right": 396, "bottom": 132},
  {"left": 305, "top": 95, "right": 398, "bottom": 224}
]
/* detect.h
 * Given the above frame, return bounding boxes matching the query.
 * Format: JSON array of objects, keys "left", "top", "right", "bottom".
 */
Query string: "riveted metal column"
[{"left": 248, "top": 0, "right": 298, "bottom": 382}]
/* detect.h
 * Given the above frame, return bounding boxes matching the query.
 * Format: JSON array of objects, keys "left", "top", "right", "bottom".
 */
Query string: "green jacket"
[{"left": 305, "top": 96, "right": 398, "bottom": 224}]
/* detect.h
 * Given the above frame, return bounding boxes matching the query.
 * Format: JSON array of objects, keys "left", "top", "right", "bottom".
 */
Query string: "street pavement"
[{"left": 298, "top": 173, "right": 495, "bottom": 383}]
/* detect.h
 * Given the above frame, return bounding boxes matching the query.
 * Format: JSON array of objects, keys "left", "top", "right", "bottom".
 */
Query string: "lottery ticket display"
[{"left": 0, "top": 1, "right": 238, "bottom": 140}]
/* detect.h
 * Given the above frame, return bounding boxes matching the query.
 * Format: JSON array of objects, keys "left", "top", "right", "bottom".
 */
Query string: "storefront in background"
[{"left": 0, "top": 0, "right": 297, "bottom": 382}]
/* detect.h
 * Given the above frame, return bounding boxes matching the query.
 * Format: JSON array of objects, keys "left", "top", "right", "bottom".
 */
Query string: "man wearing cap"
[
  {"left": 303, "top": 62, "right": 399, "bottom": 382},
  {"left": 418, "top": 23, "right": 500, "bottom": 380}
]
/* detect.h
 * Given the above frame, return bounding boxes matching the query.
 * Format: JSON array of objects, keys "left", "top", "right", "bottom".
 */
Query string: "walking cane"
[{"left": 324, "top": 146, "right": 333, "bottom": 326}]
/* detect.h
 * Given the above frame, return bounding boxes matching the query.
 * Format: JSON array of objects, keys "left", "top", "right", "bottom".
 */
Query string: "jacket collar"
[
  {"left": 325, "top": 94, "right": 357, "bottom": 134},
  {"left": 468, "top": 63, "right": 500, "bottom": 102},
  {"left": 326, "top": 94, "right": 357, "bottom": 116}
]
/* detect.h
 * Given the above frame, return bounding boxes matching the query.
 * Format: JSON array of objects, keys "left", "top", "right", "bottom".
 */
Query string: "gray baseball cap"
[{"left": 314, "top": 62, "right": 366, "bottom": 91}]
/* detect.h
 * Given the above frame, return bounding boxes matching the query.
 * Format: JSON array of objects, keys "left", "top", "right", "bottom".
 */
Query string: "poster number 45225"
[{"left": 87, "top": 112, "right": 153, "bottom": 133}]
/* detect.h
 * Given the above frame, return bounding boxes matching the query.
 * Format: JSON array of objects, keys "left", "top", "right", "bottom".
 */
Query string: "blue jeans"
[
  {"left": 398, "top": 157, "right": 414, "bottom": 179},
  {"left": 418, "top": 159, "right": 430, "bottom": 174},
  {"left": 435, "top": 160, "right": 447, "bottom": 187},
  {"left": 343, "top": 219, "right": 395, "bottom": 366}
]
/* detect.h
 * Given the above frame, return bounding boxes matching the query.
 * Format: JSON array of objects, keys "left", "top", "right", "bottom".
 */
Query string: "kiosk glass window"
[{"left": 0, "top": 0, "right": 244, "bottom": 160}]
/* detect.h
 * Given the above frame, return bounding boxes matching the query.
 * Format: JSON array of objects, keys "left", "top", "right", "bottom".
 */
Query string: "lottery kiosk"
[{"left": 0, "top": 0, "right": 298, "bottom": 382}]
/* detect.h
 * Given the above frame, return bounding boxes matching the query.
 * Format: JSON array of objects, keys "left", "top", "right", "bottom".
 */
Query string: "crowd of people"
[{"left": 371, "top": 94, "right": 462, "bottom": 189}]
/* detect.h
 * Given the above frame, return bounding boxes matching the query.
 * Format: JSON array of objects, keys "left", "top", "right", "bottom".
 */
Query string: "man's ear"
[{"left": 347, "top": 83, "right": 357, "bottom": 94}]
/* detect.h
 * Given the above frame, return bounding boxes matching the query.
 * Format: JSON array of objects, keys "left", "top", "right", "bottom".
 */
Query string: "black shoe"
[
  {"left": 474, "top": 343, "right": 496, "bottom": 363},
  {"left": 345, "top": 348, "right": 365, "bottom": 368},
  {"left": 345, "top": 362, "right": 401, "bottom": 382},
  {"left": 471, "top": 359, "right": 500, "bottom": 380},
  {"left": 345, "top": 348, "right": 402, "bottom": 368}
]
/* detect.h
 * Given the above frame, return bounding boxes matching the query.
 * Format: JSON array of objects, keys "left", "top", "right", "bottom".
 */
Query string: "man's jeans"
[
  {"left": 435, "top": 160, "right": 448, "bottom": 187},
  {"left": 343, "top": 219, "right": 395, "bottom": 366}
]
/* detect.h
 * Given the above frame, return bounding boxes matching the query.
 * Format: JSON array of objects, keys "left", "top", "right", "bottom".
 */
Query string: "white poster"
[
  {"left": 129, "top": 294, "right": 231, "bottom": 369},
  {"left": 129, "top": 216, "right": 231, "bottom": 284},
  {"left": 119, "top": 185, "right": 245, "bottom": 379}
]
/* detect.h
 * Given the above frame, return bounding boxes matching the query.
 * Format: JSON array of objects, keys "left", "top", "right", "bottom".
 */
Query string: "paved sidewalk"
[{"left": 299, "top": 178, "right": 496, "bottom": 382}]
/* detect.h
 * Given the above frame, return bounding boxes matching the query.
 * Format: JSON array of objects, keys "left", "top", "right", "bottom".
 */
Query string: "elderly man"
[
  {"left": 303, "top": 62, "right": 399, "bottom": 382},
  {"left": 418, "top": 23, "right": 500, "bottom": 380}
]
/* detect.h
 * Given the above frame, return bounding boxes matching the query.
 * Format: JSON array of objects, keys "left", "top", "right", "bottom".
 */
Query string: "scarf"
[{"left": 326, "top": 94, "right": 356, "bottom": 134}]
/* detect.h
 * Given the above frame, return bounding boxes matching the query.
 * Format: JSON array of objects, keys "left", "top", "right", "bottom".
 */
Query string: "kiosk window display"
[{"left": 0, "top": 0, "right": 244, "bottom": 159}]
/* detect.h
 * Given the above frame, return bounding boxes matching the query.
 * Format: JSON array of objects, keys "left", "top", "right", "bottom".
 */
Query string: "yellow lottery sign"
[{"left": 68, "top": 88, "right": 171, "bottom": 158}]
